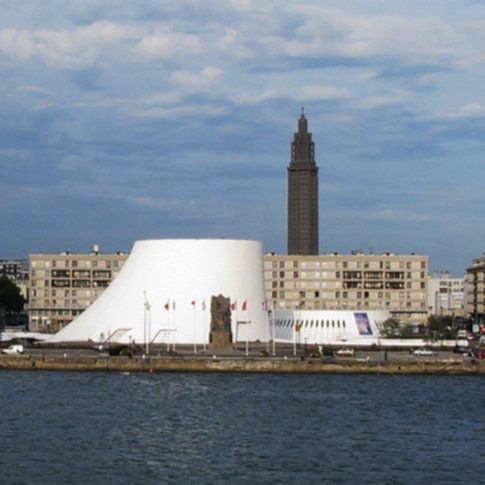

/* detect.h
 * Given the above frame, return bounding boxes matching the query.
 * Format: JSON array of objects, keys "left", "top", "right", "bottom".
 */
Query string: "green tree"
[
  {"left": 427, "top": 315, "right": 454, "bottom": 339},
  {"left": 381, "top": 318, "right": 401, "bottom": 337},
  {"left": 0, "top": 276, "right": 25, "bottom": 313}
]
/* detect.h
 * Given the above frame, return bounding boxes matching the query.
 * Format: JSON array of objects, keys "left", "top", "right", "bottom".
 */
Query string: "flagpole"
[
  {"left": 272, "top": 301, "right": 276, "bottom": 357},
  {"left": 246, "top": 319, "right": 249, "bottom": 357},
  {"left": 172, "top": 301, "right": 176, "bottom": 352},
  {"left": 265, "top": 301, "right": 269, "bottom": 353},
  {"left": 148, "top": 300, "right": 151, "bottom": 356},
  {"left": 143, "top": 290, "right": 147, "bottom": 355},
  {"left": 201, "top": 299, "right": 207, "bottom": 351},
  {"left": 193, "top": 300, "right": 197, "bottom": 355}
]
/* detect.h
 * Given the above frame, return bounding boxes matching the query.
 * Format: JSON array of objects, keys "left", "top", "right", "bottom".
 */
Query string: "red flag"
[
  {"left": 231, "top": 301, "right": 237, "bottom": 311},
  {"left": 242, "top": 300, "right": 247, "bottom": 311},
  {"left": 164, "top": 300, "right": 169, "bottom": 310}
]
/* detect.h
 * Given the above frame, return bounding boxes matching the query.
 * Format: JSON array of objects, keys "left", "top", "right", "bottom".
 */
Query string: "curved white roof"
[
  {"left": 49, "top": 239, "right": 269, "bottom": 344},
  {"left": 274, "top": 309, "right": 390, "bottom": 345}
]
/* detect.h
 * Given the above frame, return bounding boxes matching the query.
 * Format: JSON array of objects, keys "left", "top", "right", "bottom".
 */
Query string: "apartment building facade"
[
  {"left": 427, "top": 272, "right": 465, "bottom": 317},
  {"left": 466, "top": 255, "right": 485, "bottom": 323},
  {"left": 28, "top": 247, "right": 128, "bottom": 332},
  {"left": 264, "top": 252, "right": 428, "bottom": 323}
]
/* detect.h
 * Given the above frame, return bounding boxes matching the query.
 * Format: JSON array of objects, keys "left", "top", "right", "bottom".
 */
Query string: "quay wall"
[{"left": 0, "top": 355, "right": 483, "bottom": 375}]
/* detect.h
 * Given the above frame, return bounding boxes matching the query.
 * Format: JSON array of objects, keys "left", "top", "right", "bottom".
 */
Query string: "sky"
[{"left": 0, "top": 0, "right": 484, "bottom": 276}]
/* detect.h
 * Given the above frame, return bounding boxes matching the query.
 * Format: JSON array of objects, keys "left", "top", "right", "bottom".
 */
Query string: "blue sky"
[{"left": 0, "top": 0, "right": 484, "bottom": 275}]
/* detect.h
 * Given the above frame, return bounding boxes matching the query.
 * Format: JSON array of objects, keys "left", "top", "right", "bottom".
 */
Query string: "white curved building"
[
  {"left": 274, "top": 309, "right": 390, "bottom": 346},
  {"left": 49, "top": 239, "right": 269, "bottom": 344}
]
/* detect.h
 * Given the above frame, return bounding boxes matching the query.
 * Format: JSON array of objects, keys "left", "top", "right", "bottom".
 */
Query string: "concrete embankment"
[{"left": 0, "top": 355, "right": 483, "bottom": 375}]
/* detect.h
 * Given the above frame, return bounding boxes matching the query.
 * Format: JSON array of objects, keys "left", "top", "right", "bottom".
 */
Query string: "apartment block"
[
  {"left": 427, "top": 272, "right": 465, "bottom": 317},
  {"left": 264, "top": 252, "right": 428, "bottom": 323},
  {"left": 466, "top": 255, "right": 485, "bottom": 323},
  {"left": 28, "top": 246, "right": 128, "bottom": 333}
]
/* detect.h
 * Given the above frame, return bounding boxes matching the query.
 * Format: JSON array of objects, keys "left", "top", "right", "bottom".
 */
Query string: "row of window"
[
  {"left": 277, "top": 319, "right": 347, "bottom": 329},
  {"left": 269, "top": 260, "right": 426, "bottom": 270},
  {"left": 271, "top": 290, "right": 425, "bottom": 299},
  {"left": 31, "top": 260, "right": 122, "bottom": 269},
  {"left": 31, "top": 289, "right": 99, "bottom": 298},
  {"left": 270, "top": 271, "right": 426, "bottom": 280}
]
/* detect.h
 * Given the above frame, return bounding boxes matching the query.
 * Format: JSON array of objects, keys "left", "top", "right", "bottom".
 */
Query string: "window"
[
  {"left": 279, "top": 271, "right": 284, "bottom": 278},
  {"left": 293, "top": 271, "right": 299, "bottom": 278}
]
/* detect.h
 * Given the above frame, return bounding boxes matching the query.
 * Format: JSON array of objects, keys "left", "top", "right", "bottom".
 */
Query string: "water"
[{"left": 0, "top": 372, "right": 483, "bottom": 484}]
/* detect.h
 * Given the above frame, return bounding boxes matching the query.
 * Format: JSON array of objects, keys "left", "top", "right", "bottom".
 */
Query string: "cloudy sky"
[{"left": 1, "top": 0, "right": 484, "bottom": 275}]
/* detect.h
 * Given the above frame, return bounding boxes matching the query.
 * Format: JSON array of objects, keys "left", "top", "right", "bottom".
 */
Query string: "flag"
[
  {"left": 242, "top": 300, "right": 247, "bottom": 311},
  {"left": 164, "top": 300, "right": 170, "bottom": 310},
  {"left": 295, "top": 322, "right": 302, "bottom": 332},
  {"left": 191, "top": 300, "right": 196, "bottom": 308},
  {"left": 231, "top": 301, "right": 237, "bottom": 311}
]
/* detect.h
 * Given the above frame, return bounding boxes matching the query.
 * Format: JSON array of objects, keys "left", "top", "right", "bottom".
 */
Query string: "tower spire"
[{"left": 287, "top": 110, "right": 319, "bottom": 255}]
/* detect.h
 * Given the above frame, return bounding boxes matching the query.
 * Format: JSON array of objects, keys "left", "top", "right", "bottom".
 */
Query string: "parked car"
[
  {"left": 336, "top": 348, "right": 355, "bottom": 357},
  {"left": 413, "top": 348, "right": 437, "bottom": 357},
  {"left": 1, "top": 344, "right": 24, "bottom": 355}
]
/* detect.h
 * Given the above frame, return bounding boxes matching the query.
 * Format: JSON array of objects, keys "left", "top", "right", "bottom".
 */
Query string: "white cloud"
[
  {"left": 359, "top": 90, "right": 410, "bottom": 109},
  {"left": 170, "top": 66, "right": 222, "bottom": 89},
  {"left": 234, "top": 84, "right": 351, "bottom": 105},
  {"left": 133, "top": 103, "right": 228, "bottom": 119},
  {"left": 135, "top": 30, "right": 200, "bottom": 59},
  {"left": 0, "top": 21, "right": 136, "bottom": 68}
]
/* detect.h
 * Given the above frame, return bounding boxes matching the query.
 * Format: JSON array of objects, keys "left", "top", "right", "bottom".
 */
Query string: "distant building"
[
  {"left": 466, "top": 255, "right": 485, "bottom": 323},
  {"left": 287, "top": 109, "right": 319, "bottom": 255},
  {"left": 427, "top": 272, "right": 465, "bottom": 317},
  {"left": 264, "top": 252, "right": 428, "bottom": 323},
  {"left": 28, "top": 245, "right": 128, "bottom": 333},
  {"left": 0, "top": 259, "right": 29, "bottom": 282}
]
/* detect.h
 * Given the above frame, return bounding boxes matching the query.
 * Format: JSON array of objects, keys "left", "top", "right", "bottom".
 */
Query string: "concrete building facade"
[
  {"left": 28, "top": 246, "right": 128, "bottom": 333},
  {"left": 287, "top": 109, "right": 319, "bottom": 255},
  {"left": 466, "top": 255, "right": 485, "bottom": 323},
  {"left": 427, "top": 272, "right": 465, "bottom": 317},
  {"left": 264, "top": 252, "right": 428, "bottom": 323}
]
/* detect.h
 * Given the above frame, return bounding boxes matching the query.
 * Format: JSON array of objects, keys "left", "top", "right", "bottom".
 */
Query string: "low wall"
[{"left": 0, "top": 355, "right": 483, "bottom": 375}]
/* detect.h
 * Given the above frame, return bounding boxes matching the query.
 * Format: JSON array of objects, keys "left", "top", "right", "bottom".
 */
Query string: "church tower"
[{"left": 287, "top": 108, "right": 319, "bottom": 255}]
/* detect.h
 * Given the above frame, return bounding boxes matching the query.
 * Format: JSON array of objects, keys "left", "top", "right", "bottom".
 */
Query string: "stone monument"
[{"left": 209, "top": 294, "right": 233, "bottom": 349}]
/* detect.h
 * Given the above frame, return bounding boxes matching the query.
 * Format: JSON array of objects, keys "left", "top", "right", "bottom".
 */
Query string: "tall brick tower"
[{"left": 287, "top": 108, "right": 319, "bottom": 255}]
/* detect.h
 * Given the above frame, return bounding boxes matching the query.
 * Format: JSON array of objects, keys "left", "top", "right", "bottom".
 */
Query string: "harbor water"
[{"left": 0, "top": 372, "right": 483, "bottom": 484}]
